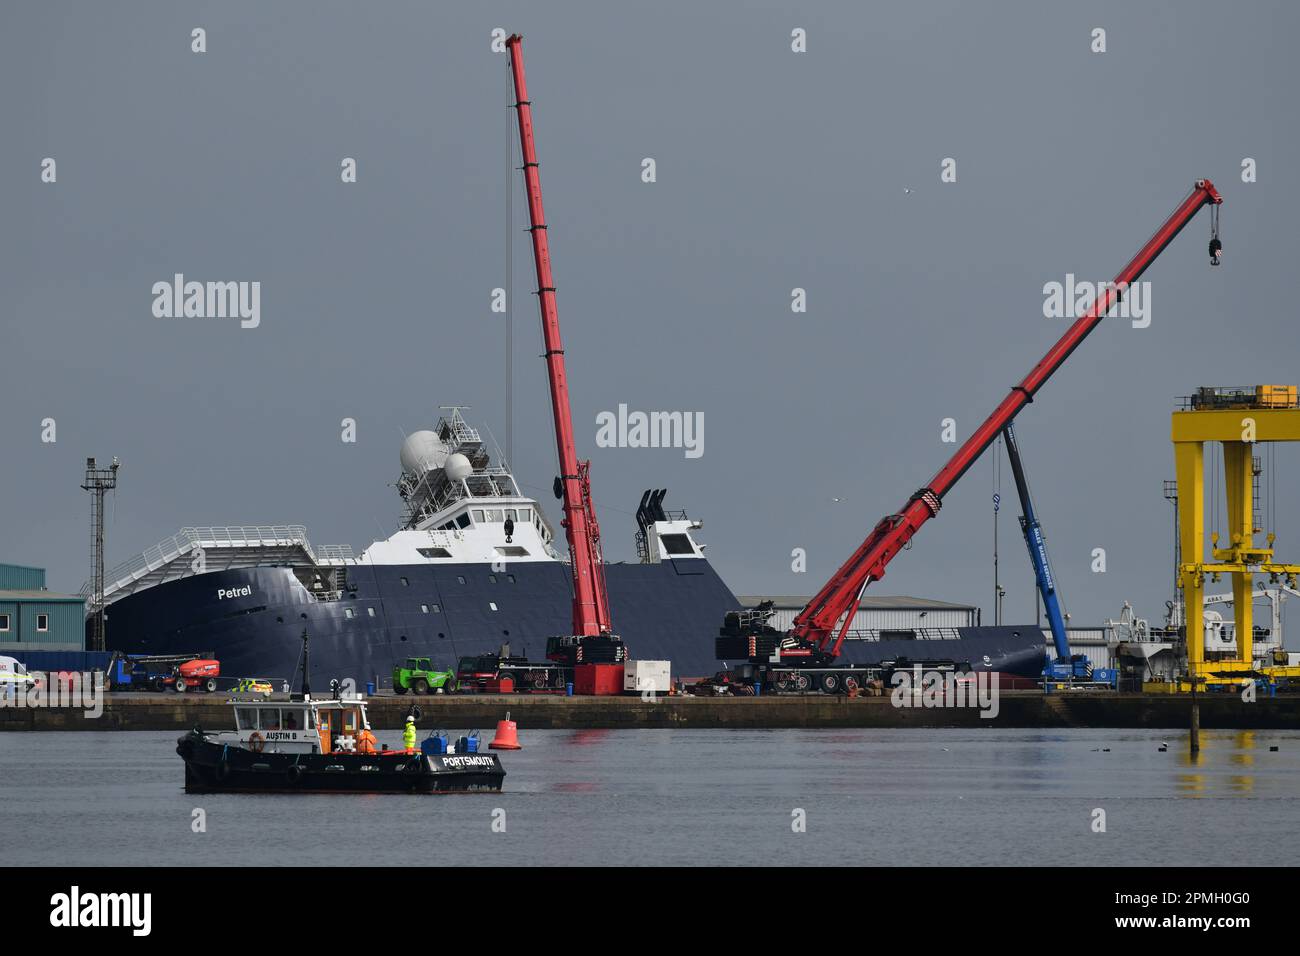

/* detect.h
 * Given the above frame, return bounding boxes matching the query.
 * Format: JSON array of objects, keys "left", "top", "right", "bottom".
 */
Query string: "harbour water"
[{"left": 3, "top": 728, "right": 1297, "bottom": 866}]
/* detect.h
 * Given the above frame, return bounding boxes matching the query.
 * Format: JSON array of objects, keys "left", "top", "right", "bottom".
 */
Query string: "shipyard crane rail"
[
  {"left": 506, "top": 34, "right": 616, "bottom": 650},
  {"left": 791, "top": 179, "right": 1224, "bottom": 658}
]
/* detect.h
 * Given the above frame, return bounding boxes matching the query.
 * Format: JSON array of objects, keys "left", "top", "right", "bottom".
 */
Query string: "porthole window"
[
  {"left": 420, "top": 604, "right": 429, "bottom": 614},
  {"left": 367, "top": 607, "right": 376, "bottom": 618}
]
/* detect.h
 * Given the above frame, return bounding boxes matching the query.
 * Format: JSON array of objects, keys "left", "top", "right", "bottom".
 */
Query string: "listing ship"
[
  {"left": 98, "top": 409, "right": 744, "bottom": 683},
  {"left": 95, "top": 408, "right": 1046, "bottom": 684}
]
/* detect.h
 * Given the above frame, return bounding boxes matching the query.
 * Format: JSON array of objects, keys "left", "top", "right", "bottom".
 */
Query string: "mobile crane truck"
[{"left": 716, "top": 179, "right": 1223, "bottom": 693}]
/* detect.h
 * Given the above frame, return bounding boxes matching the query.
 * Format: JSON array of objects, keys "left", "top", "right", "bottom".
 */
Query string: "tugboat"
[{"left": 175, "top": 632, "right": 505, "bottom": 794}]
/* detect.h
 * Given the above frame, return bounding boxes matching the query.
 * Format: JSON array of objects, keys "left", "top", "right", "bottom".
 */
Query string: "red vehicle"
[{"left": 169, "top": 659, "right": 221, "bottom": 693}]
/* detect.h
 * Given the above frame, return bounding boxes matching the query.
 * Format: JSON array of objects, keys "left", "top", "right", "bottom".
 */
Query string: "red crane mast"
[
  {"left": 507, "top": 34, "right": 613, "bottom": 640},
  {"left": 793, "top": 179, "right": 1223, "bottom": 657}
]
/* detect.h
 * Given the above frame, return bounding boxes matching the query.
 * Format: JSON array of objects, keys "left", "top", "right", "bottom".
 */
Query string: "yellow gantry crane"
[{"left": 1163, "top": 385, "right": 1300, "bottom": 690}]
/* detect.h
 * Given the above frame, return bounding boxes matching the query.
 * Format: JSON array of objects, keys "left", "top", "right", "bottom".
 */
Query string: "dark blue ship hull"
[
  {"left": 104, "top": 559, "right": 1047, "bottom": 684},
  {"left": 105, "top": 558, "right": 745, "bottom": 683}
]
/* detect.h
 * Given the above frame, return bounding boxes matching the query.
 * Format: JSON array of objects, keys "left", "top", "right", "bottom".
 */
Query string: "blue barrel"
[
  {"left": 365, "top": 681, "right": 376, "bottom": 696},
  {"left": 566, "top": 682, "right": 574, "bottom": 696}
]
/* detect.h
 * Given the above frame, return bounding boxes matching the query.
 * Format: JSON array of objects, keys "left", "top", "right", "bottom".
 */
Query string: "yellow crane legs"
[{"left": 1171, "top": 389, "right": 1300, "bottom": 688}]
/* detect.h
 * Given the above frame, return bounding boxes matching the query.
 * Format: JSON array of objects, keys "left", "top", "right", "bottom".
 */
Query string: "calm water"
[{"left": 1, "top": 727, "right": 1297, "bottom": 866}]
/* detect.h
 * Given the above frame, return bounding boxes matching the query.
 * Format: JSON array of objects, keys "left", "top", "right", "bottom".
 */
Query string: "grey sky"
[{"left": 3, "top": 1, "right": 1297, "bottom": 634}]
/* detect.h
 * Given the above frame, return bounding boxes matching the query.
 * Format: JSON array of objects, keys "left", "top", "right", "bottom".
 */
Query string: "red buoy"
[{"left": 490, "top": 712, "right": 522, "bottom": 750}]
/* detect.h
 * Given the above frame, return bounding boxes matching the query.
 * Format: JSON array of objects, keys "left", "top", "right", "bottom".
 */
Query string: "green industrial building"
[{"left": 0, "top": 563, "right": 86, "bottom": 653}]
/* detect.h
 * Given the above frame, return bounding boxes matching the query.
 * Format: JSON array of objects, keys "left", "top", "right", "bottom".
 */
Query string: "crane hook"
[{"left": 1208, "top": 204, "right": 1222, "bottom": 266}]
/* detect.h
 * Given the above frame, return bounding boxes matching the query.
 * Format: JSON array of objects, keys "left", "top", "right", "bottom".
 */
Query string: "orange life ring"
[{"left": 248, "top": 731, "right": 266, "bottom": 753}]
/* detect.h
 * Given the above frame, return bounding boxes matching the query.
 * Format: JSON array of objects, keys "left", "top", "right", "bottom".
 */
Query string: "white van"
[{"left": 0, "top": 656, "right": 37, "bottom": 690}]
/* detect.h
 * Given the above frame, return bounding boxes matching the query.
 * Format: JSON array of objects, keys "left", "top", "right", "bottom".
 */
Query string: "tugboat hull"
[{"left": 176, "top": 732, "right": 505, "bottom": 794}]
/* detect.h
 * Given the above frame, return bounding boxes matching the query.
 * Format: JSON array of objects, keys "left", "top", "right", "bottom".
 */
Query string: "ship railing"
[
  {"left": 314, "top": 544, "right": 356, "bottom": 564},
  {"left": 436, "top": 408, "right": 482, "bottom": 447},
  {"left": 85, "top": 524, "right": 321, "bottom": 600},
  {"left": 81, "top": 528, "right": 205, "bottom": 599},
  {"left": 403, "top": 466, "right": 523, "bottom": 525},
  {"left": 840, "top": 627, "right": 968, "bottom": 642}
]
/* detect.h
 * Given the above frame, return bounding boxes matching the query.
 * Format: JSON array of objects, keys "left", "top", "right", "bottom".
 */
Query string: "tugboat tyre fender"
[{"left": 286, "top": 763, "right": 303, "bottom": 785}]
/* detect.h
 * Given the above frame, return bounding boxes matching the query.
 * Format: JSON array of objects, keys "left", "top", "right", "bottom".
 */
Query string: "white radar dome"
[
  {"left": 400, "top": 431, "right": 449, "bottom": 476},
  {"left": 444, "top": 452, "right": 473, "bottom": 481}
]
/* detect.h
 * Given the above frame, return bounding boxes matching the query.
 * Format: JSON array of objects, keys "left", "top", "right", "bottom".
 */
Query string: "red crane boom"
[
  {"left": 792, "top": 179, "right": 1223, "bottom": 657},
  {"left": 507, "top": 34, "right": 613, "bottom": 639}
]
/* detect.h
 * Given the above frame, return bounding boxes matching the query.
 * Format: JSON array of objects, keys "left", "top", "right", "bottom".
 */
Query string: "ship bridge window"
[
  {"left": 281, "top": 708, "right": 305, "bottom": 730},
  {"left": 471, "top": 510, "right": 484, "bottom": 522},
  {"left": 659, "top": 533, "right": 696, "bottom": 556},
  {"left": 486, "top": 509, "right": 504, "bottom": 522},
  {"left": 456, "top": 514, "right": 471, "bottom": 530},
  {"left": 235, "top": 707, "right": 258, "bottom": 730},
  {"left": 495, "top": 546, "right": 529, "bottom": 558},
  {"left": 418, "top": 547, "right": 452, "bottom": 559}
]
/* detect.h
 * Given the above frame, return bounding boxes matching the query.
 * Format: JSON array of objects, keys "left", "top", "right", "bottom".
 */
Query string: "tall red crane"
[
  {"left": 791, "top": 179, "right": 1223, "bottom": 658},
  {"left": 506, "top": 35, "right": 617, "bottom": 657}
]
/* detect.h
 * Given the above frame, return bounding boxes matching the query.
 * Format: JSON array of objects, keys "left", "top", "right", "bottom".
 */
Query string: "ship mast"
[{"left": 506, "top": 34, "right": 612, "bottom": 638}]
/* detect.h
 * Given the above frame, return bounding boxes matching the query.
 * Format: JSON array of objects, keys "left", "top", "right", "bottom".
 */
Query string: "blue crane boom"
[{"left": 1001, "top": 424, "right": 1089, "bottom": 679}]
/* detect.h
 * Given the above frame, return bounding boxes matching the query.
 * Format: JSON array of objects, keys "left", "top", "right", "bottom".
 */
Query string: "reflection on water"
[
  {"left": 1, "top": 727, "right": 1297, "bottom": 866},
  {"left": 1176, "top": 730, "right": 1262, "bottom": 795}
]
